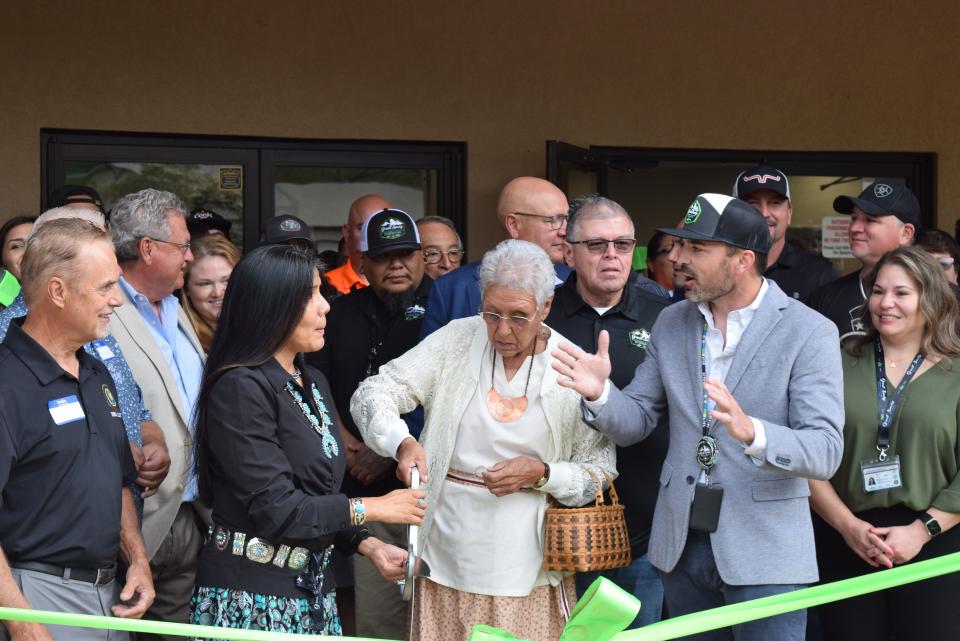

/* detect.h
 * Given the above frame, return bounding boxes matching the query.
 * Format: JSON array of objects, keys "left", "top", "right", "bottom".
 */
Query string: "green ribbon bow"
[
  {"left": 467, "top": 577, "right": 640, "bottom": 641},
  {"left": 0, "top": 270, "right": 20, "bottom": 307}
]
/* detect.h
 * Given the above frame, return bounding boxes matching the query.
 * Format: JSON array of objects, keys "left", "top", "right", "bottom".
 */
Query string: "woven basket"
[{"left": 542, "top": 470, "right": 631, "bottom": 572}]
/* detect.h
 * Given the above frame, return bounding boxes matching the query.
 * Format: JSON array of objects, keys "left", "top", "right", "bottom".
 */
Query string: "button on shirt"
[
  {"left": 119, "top": 277, "right": 203, "bottom": 501},
  {"left": 0, "top": 321, "right": 136, "bottom": 567}
]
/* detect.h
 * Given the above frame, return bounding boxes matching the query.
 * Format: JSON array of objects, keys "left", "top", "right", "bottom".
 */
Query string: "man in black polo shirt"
[
  {"left": 733, "top": 165, "right": 838, "bottom": 304},
  {"left": 808, "top": 181, "right": 919, "bottom": 344},
  {"left": 0, "top": 219, "right": 153, "bottom": 641},
  {"left": 546, "top": 195, "right": 670, "bottom": 628},
  {"left": 308, "top": 208, "right": 430, "bottom": 640}
]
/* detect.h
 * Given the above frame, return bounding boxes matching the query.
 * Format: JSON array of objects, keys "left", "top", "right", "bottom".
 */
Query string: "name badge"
[
  {"left": 48, "top": 395, "right": 85, "bottom": 426},
  {"left": 861, "top": 455, "right": 902, "bottom": 492},
  {"left": 92, "top": 340, "right": 115, "bottom": 361}
]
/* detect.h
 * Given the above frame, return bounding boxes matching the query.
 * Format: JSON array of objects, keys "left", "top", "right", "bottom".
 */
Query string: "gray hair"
[
  {"left": 29, "top": 206, "right": 106, "bottom": 239},
  {"left": 417, "top": 215, "right": 462, "bottom": 245},
  {"left": 478, "top": 239, "right": 554, "bottom": 307},
  {"left": 566, "top": 195, "right": 634, "bottom": 241},
  {"left": 110, "top": 188, "right": 187, "bottom": 262},
  {"left": 21, "top": 218, "right": 112, "bottom": 307}
]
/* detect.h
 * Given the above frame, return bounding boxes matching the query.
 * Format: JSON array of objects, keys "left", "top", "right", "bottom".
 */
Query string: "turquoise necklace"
[{"left": 285, "top": 372, "right": 339, "bottom": 459}]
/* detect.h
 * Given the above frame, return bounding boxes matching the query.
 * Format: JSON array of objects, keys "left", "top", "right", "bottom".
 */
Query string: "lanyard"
[
  {"left": 873, "top": 340, "right": 923, "bottom": 460},
  {"left": 696, "top": 323, "right": 718, "bottom": 475}
]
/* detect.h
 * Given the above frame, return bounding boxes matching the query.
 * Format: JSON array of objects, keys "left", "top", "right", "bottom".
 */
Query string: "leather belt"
[
  {"left": 12, "top": 562, "right": 116, "bottom": 587},
  {"left": 209, "top": 525, "right": 310, "bottom": 571}
]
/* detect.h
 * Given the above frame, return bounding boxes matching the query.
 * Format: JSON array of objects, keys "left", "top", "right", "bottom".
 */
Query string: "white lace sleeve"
[{"left": 539, "top": 416, "right": 617, "bottom": 507}]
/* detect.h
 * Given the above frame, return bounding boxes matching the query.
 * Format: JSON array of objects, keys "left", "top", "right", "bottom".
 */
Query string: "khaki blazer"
[{"left": 108, "top": 287, "right": 208, "bottom": 559}]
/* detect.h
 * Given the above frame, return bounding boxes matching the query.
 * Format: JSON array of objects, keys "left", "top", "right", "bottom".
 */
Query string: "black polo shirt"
[
  {"left": 0, "top": 320, "right": 136, "bottom": 568},
  {"left": 307, "top": 276, "right": 432, "bottom": 497},
  {"left": 808, "top": 269, "right": 866, "bottom": 345},
  {"left": 765, "top": 242, "right": 839, "bottom": 304},
  {"left": 546, "top": 271, "right": 670, "bottom": 558}
]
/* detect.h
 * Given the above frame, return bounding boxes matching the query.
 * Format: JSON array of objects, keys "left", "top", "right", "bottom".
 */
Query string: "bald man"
[
  {"left": 419, "top": 176, "right": 572, "bottom": 337},
  {"left": 324, "top": 194, "right": 391, "bottom": 295}
]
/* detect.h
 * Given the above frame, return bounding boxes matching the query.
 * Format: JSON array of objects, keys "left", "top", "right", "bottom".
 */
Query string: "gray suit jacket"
[
  {"left": 109, "top": 288, "right": 207, "bottom": 559},
  {"left": 587, "top": 281, "right": 844, "bottom": 585}
]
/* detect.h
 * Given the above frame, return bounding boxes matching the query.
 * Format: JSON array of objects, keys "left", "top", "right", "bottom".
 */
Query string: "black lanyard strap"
[{"left": 873, "top": 340, "right": 923, "bottom": 459}]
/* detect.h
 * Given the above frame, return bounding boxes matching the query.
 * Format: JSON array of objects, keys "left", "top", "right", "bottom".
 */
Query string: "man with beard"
[
  {"left": 553, "top": 194, "right": 844, "bottom": 640},
  {"left": 308, "top": 208, "right": 430, "bottom": 640}
]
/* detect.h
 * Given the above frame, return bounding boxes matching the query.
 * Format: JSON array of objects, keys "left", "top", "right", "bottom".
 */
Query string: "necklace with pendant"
[
  {"left": 285, "top": 376, "right": 340, "bottom": 459},
  {"left": 486, "top": 340, "right": 536, "bottom": 423}
]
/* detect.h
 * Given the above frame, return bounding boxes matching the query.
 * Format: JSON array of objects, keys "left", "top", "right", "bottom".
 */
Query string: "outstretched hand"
[{"left": 551, "top": 330, "right": 612, "bottom": 401}]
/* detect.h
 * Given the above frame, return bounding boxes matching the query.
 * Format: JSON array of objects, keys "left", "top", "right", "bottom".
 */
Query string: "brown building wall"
[{"left": 1, "top": 1, "right": 958, "bottom": 254}]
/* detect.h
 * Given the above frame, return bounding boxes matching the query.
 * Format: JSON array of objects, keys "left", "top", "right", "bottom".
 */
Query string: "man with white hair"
[
  {"left": 107, "top": 189, "right": 206, "bottom": 638},
  {"left": 0, "top": 218, "right": 154, "bottom": 641}
]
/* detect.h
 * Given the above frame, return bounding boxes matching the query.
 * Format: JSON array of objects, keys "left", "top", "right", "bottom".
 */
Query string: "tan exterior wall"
[{"left": 1, "top": 1, "right": 958, "bottom": 255}]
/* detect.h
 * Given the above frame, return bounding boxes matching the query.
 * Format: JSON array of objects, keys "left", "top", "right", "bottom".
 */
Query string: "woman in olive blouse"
[
  {"left": 810, "top": 247, "right": 960, "bottom": 640},
  {"left": 189, "top": 245, "right": 427, "bottom": 636}
]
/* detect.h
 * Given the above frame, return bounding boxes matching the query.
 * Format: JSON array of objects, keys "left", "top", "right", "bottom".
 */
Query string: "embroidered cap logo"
[
  {"left": 280, "top": 219, "right": 301, "bottom": 231},
  {"left": 742, "top": 174, "right": 782, "bottom": 185},
  {"left": 684, "top": 200, "right": 702, "bottom": 224},
  {"left": 874, "top": 183, "right": 894, "bottom": 198},
  {"left": 379, "top": 218, "right": 406, "bottom": 240},
  {"left": 102, "top": 384, "right": 118, "bottom": 410}
]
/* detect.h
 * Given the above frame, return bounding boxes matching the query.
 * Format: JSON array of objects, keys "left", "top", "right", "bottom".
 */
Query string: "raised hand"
[{"left": 551, "top": 330, "right": 612, "bottom": 401}]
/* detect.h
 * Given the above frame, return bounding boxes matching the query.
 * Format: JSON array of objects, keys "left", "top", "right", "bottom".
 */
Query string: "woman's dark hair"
[
  {"left": 0, "top": 215, "right": 37, "bottom": 269},
  {"left": 917, "top": 228, "right": 960, "bottom": 266},
  {"left": 194, "top": 244, "right": 320, "bottom": 503},
  {"left": 848, "top": 246, "right": 960, "bottom": 361}
]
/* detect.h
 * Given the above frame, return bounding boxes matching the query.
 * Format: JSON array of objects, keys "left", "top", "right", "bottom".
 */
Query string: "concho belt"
[{"left": 208, "top": 525, "right": 310, "bottom": 571}]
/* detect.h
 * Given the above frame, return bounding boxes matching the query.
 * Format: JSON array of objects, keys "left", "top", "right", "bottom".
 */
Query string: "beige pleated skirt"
[{"left": 412, "top": 576, "right": 577, "bottom": 641}]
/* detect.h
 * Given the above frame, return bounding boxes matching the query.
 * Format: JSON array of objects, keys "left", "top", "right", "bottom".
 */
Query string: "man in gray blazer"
[{"left": 553, "top": 194, "right": 844, "bottom": 641}]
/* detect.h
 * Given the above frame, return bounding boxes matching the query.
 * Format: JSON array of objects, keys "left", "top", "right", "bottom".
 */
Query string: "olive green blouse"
[{"left": 832, "top": 351, "right": 960, "bottom": 514}]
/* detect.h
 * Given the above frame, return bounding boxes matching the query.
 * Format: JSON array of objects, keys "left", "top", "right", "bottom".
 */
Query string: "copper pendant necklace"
[{"left": 486, "top": 340, "right": 536, "bottom": 423}]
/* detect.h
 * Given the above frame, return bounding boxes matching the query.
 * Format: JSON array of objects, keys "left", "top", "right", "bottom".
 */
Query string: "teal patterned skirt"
[{"left": 189, "top": 587, "right": 341, "bottom": 637}]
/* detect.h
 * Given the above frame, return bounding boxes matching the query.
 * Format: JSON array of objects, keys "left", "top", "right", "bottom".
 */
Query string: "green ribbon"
[
  {"left": 1, "top": 552, "right": 959, "bottom": 641},
  {"left": 0, "top": 270, "right": 20, "bottom": 307}
]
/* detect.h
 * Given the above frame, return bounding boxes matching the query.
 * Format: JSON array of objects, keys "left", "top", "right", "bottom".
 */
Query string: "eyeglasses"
[
  {"left": 479, "top": 310, "right": 533, "bottom": 330},
  {"left": 423, "top": 248, "right": 464, "bottom": 264},
  {"left": 147, "top": 237, "right": 192, "bottom": 255},
  {"left": 514, "top": 211, "right": 568, "bottom": 231},
  {"left": 567, "top": 237, "right": 637, "bottom": 254}
]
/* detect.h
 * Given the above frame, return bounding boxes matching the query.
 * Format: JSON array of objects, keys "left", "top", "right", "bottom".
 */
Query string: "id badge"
[
  {"left": 861, "top": 455, "right": 902, "bottom": 493},
  {"left": 689, "top": 482, "right": 724, "bottom": 533}
]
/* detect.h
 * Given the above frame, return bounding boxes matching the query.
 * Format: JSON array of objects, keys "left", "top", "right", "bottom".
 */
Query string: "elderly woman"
[
  {"left": 810, "top": 247, "right": 960, "bottom": 640},
  {"left": 352, "top": 239, "right": 616, "bottom": 641}
]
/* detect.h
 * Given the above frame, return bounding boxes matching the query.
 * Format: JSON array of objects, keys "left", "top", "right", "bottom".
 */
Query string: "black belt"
[{"left": 12, "top": 562, "right": 116, "bottom": 587}]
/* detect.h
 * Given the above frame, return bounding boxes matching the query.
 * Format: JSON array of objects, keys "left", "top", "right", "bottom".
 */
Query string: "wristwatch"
[
  {"left": 533, "top": 462, "right": 551, "bottom": 489},
  {"left": 920, "top": 511, "right": 942, "bottom": 537}
]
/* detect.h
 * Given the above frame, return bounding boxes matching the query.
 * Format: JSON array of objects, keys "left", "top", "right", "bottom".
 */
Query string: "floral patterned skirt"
[{"left": 189, "top": 586, "right": 341, "bottom": 638}]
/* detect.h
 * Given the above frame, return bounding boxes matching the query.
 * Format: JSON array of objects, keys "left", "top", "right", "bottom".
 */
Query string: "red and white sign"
[{"left": 821, "top": 216, "right": 853, "bottom": 259}]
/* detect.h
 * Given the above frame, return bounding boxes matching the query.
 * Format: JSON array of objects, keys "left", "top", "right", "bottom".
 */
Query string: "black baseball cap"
[
  {"left": 188, "top": 207, "right": 232, "bottom": 236},
  {"left": 833, "top": 181, "right": 921, "bottom": 227},
  {"left": 733, "top": 165, "right": 790, "bottom": 200},
  {"left": 49, "top": 184, "right": 104, "bottom": 211},
  {"left": 660, "top": 194, "right": 772, "bottom": 254},
  {"left": 360, "top": 209, "right": 421, "bottom": 257},
  {"left": 264, "top": 214, "right": 312, "bottom": 245}
]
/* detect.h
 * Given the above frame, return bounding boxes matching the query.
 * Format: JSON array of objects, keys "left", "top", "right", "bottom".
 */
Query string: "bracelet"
[
  {"left": 350, "top": 498, "right": 366, "bottom": 526},
  {"left": 533, "top": 462, "right": 551, "bottom": 489}
]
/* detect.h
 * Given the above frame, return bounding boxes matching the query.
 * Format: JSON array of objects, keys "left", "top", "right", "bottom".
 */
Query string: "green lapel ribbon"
[
  {"left": 467, "top": 577, "right": 640, "bottom": 641},
  {"left": 0, "top": 270, "right": 20, "bottom": 307}
]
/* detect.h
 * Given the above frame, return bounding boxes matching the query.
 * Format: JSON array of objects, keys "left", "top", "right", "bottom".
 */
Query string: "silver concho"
[
  {"left": 213, "top": 526, "right": 230, "bottom": 552},
  {"left": 245, "top": 538, "right": 276, "bottom": 564},
  {"left": 288, "top": 547, "right": 309, "bottom": 570},
  {"left": 696, "top": 435, "right": 719, "bottom": 471}
]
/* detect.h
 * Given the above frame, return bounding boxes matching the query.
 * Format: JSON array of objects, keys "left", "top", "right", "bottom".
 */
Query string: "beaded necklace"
[{"left": 285, "top": 372, "right": 339, "bottom": 459}]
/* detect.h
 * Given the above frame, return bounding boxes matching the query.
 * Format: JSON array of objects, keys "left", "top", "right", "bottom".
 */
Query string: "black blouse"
[{"left": 195, "top": 357, "right": 367, "bottom": 596}]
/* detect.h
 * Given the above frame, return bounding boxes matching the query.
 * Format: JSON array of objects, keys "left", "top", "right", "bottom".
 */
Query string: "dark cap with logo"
[
  {"left": 833, "top": 181, "right": 921, "bottom": 227},
  {"left": 49, "top": 184, "right": 104, "bottom": 212},
  {"left": 264, "top": 214, "right": 312, "bottom": 245},
  {"left": 360, "top": 209, "right": 421, "bottom": 257},
  {"left": 188, "top": 207, "right": 232, "bottom": 236},
  {"left": 659, "top": 194, "right": 772, "bottom": 254},
  {"left": 733, "top": 165, "right": 790, "bottom": 200}
]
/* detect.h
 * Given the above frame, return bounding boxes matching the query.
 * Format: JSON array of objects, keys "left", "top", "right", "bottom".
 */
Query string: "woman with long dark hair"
[
  {"left": 811, "top": 246, "right": 960, "bottom": 640},
  {"left": 190, "top": 244, "right": 426, "bottom": 636}
]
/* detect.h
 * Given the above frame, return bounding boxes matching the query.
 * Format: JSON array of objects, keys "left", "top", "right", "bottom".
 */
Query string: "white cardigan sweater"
[{"left": 351, "top": 316, "right": 617, "bottom": 546}]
